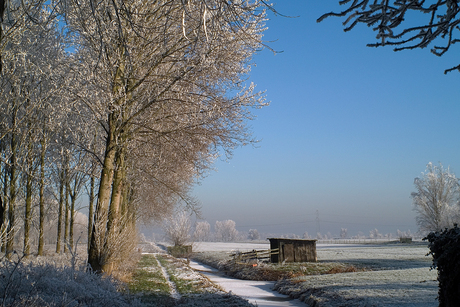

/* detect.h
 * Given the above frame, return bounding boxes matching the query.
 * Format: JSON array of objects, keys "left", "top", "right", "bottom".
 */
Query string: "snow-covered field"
[
  {"left": 192, "top": 241, "right": 270, "bottom": 252},
  {"left": 191, "top": 241, "right": 439, "bottom": 307}
]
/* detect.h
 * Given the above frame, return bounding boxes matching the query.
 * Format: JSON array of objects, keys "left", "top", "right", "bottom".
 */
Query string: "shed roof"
[{"left": 267, "top": 238, "right": 317, "bottom": 242}]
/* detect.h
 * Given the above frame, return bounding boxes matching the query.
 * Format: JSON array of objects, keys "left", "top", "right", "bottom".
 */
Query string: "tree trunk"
[
  {"left": 23, "top": 136, "right": 34, "bottom": 256},
  {"left": 37, "top": 136, "right": 46, "bottom": 255},
  {"left": 6, "top": 116, "right": 17, "bottom": 258},
  {"left": 56, "top": 168, "right": 64, "bottom": 253},
  {"left": 0, "top": 0, "right": 4, "bottom": 74},
  {"left": 64, "top": 174, "right": 70, "bottom": 253},
  {"left": 88, "top": 115, "right": 117, "bottom": 272},
  {"left": 101, "top": 146, "right": 126, "bottom": 274},
  {"left": 88, "top": 165, "right": 95, "bottom": 251},
  {"left": 23, "top": 170, "right": 33, "bottom": 256},
  {"left": 1, "top": 162, "right": 8, "bottom": 253},
  {"left": 88, "top": 55, "right": 127, "bottom": 273},
  {"left": 6, "top": 161, "right": 16, "bottom": 258},
  {"left": 69, "top": 180, "right": 76, "bottom": 251}
]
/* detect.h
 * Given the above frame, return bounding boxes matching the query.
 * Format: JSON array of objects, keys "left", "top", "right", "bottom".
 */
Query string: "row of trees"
[
  {"left": 163, "top": 213, "right": 415, "bottom": 244},
  {"left": 163, "top": 216, "right": 245, "bottom": 245},
  {"left": 0, "top": 0, "right": 271, "bottom": 273}
]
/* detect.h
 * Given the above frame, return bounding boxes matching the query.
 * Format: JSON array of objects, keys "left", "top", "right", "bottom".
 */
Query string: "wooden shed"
[{"left": 268, "top": 238, "right": 317, "bottom": 263}]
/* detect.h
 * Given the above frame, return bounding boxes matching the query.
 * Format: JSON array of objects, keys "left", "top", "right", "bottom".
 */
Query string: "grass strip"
[
  {"left": 129, "top": 254, "right": 170, "bottom": 294},
  {"left": 156, "top": 254, "right": 199, "bottom": 294}
]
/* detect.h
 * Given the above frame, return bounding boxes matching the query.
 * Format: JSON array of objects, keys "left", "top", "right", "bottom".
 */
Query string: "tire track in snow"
[{"left": 154, "top": 253, "right": 182, "bottom": 300}]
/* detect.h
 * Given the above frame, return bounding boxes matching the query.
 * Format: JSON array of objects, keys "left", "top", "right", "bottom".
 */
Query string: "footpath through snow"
[{"left": 189, "top": 260, "right": 305, "bottom": 307}]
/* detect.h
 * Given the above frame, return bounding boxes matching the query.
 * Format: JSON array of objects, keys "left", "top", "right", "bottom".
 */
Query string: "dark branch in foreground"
[{"left": 318, "top": 0, "right": 460, "bottom": 74}]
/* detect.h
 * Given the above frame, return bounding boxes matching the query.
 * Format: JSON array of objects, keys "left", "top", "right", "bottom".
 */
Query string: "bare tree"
[
  {"left": 411, "top": 163, "right": 460, "bottom": 233},
  {"left": 318, "top": 1, "right": 460, "bottom": 74},
  {"left": 163, "top": 211, "right": 192, "bottom": 247}
]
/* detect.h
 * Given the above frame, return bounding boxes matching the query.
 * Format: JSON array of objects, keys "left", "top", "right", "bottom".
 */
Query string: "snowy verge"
[
  {"left": 0, "top": 253, "right": 143, "bottom": 307},
  {"left": 274, "top": 244, "right": 439, "bottom": 307},
  {"left": 131, "top": 247, "right": 255, "bottom": 307}
]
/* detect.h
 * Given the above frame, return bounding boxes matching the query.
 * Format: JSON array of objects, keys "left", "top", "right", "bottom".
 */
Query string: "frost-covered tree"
[
  {"left": 60, "top": 0, "right": 269, "bottom": 273},
  {"left": 340, "top": 228, "right": 348, "bottom": 239},
  {"left": 194, "top": 221, "right": 211, "bottom": 242},
  {"left": 411, "top": 163, "right": 460, "bottom": 233},
  {"left": 248, "top": 229, "right": 260, "bottom": 240},
  {"left": 163, "top": 210, "right": 192, "bottom": 247},
  {"left": 318, "top": 1, "right": 460, "bottom": 74},
  {"left": 0, "top": 4, "right": 67, "bottom": 257},
  {"left": 397, "top": 229, "right": 413, "bottom": 239},
  {"left": 369, "top": 228, "right": 382, "bottom": 239},
  {"left": 215, "top": 220, "right": 238, "bottom": 242}
]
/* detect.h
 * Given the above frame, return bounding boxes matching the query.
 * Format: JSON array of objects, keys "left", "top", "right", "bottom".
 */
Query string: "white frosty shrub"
[
  {"left": 412, "top": 162, "right": 460, "bottom": 233},
  {"left": 163, "top": 210, "right": 192, "bottom": 246},
  {"left": 0, "top": 254, "right": 143, "bottom": 307}
]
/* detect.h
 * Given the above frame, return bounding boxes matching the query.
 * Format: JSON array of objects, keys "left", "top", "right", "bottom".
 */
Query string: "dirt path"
[{"left": 189, "top": 260, "right": 306, "bottom": 307}]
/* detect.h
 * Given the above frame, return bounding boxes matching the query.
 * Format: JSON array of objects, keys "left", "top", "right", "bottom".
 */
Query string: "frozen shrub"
[
  {"left": 163, "top": 211, "right": 192, "bottom": 247},
  {"left": 0, "top": 254, "right": 144, "bottom": 307},
  {"left": 426, "top": 225, "right": 460, "bottom": 307}
]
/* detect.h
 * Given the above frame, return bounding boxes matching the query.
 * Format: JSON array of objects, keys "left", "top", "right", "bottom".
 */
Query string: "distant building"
[{"left": 268, "top": 238, "right": 317, "bottom": 263}]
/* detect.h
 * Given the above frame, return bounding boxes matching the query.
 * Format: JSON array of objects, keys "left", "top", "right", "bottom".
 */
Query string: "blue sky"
[{"left": 192, "top": 1, "right": 460, "bottom": 237}]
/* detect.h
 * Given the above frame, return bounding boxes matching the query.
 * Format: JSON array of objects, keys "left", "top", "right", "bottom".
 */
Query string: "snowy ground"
[
  {"left": 190, "top": 241, "right": 439, "bottom": 307},
  {"left": 192, "top": 242, "right": 270, "bottom": 252},
  {"left": 189, "top": 261, "right": 305, "bottom": 307}
]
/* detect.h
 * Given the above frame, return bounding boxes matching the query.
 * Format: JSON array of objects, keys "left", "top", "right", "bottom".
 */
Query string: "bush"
[
  {"left": 0, "top": 253, "right": 144, "bottom": 307},
  {"left": 425, "top": 225, "right": 460, "bottom": 307},
  {"left": 167, "top": 245, "right": 192, "bottom": 258}
]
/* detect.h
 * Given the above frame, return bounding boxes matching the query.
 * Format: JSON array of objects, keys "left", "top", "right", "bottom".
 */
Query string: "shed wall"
[{"left": 269, "top": 238, "right": 317, "bottom": 263}]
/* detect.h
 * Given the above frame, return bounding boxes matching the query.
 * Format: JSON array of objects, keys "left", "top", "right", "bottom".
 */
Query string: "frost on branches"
[
  {"left": 318, "top": 1, "right": 460, "bottom": 74},
  {"left": 411, "top": 163, "right": 460, "bottom": 234}
]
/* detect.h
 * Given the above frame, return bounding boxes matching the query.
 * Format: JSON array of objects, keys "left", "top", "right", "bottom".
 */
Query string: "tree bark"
[
  {"left": 56, "top": 168, "right": 64, "bottom": 253},
  {"left": 1, "top": 163, "right": 8, "bottom": 253},
  {"left": 101, "top": 145, "right": 125, "bottom": 274},
  {"left": 88, "top": 114, "right": 117, "bottom": 272},
  {"left": 69, "top": 178, "right": 76, "bottom": 250},
  {"left": 64, "top": 171, "right": 70, "bottom": 253},
  {"left": 6, "top": 112, "right": 17, "bottom": 258},
  {"left": 88, "top": 167, "right": 95, "bottom": 251},
  {"left": 23, "top": 170, "right": 32, "bottom": 256},
  {"left": 37, "top": 136, "right": 46, "bottom": 255}
]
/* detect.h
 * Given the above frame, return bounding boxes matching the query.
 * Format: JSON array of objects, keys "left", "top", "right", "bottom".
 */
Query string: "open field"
[{"left": 190, "top": 241, "right": 439, "bottom": 306}]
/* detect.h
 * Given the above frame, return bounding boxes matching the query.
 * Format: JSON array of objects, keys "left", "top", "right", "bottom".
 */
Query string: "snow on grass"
[
  {"left": 131, "top": 248, "right": 255, "bottom": 307},
  {"left": 192, "top": 242, "right": 270, "bottom": 253},
  {"left": 275, "top": 242, "right": 438, "bottom": 307},
  {"left": 0, "top": 252, "right": 144, "bottom": 307},
  {"left": 275, "top": 267, "right": 437, "bottom": 306},
  {"left": 190, "top": 241, "right": 439, "bottom": 306}
]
